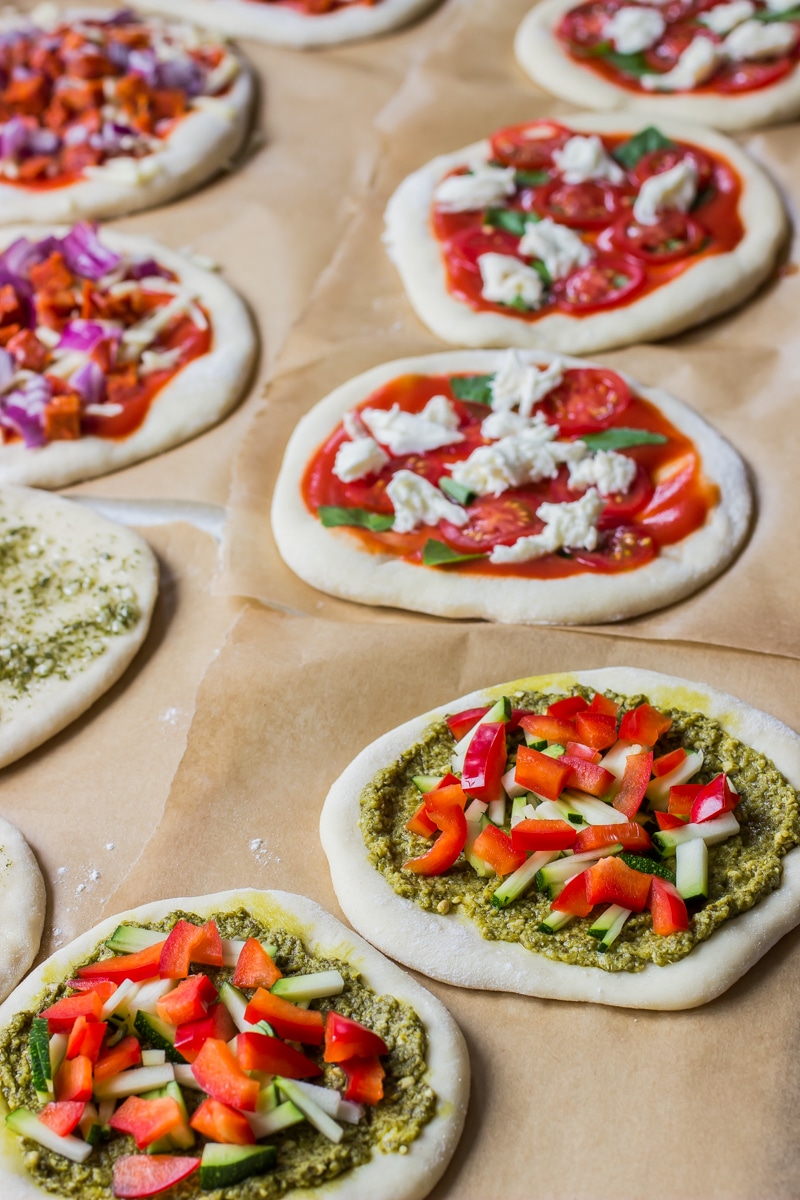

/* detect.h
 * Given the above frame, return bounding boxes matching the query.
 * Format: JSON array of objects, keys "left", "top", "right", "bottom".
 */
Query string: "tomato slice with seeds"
[
  {"left": 609, "top": 212, "right": 706, "bottom": 264},
  {"left": 570, "top": 524, "right": 657, "bottom": 570},
  {"left": 557, "top": 256, "right": 645, "bottom": 313},
  {"left": 549, "top": 461, "right": 654, "bottom": 523},
  {"left": 538, "top": 367, "right": 631, "bottom": 434},
  {"left": 489, "top": 121, "right": 572, "bottom": 170},
  {"left": 632, "top": 146, "right": 714, "bottom": 191},
  {"left": 557, "top": 0, "right": 623, "bottom": 47},
  {"left": 439, "top": 494, "right": 544, "bottom": 553},
  {"left": 531, "top": 178, "right": 632, "bottom": 230},
  {"left": 644, "top": 23, "right": 707, "bottom": 71},
  {"left": 714, "top": 58, "right": 794, "bottom": 94},
  {"left": 444, "top": 226, "right": 522, "bottom": 282}
]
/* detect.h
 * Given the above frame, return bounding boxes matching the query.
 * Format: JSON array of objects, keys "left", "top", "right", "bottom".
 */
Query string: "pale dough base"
[
  {"left": 515, "top": 0, "right": 800, "bottom": 131},
  {"left": 0, "top": 815, "right": 45, "bottom": 1004},
  {"left": 383, "top": 113, "right": 788, "bottom": 353},
  {"left": 0, "top": 889, "right": 470, "bottom": 1200},
  {"left": 272, "top": 348, "right": 752, "bottom": 624},
  {"left": 321, "top": 668, "right": 800, "bottom": 1010}
]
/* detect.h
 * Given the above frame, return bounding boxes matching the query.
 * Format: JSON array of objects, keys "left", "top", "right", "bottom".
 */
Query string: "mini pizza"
[
  {"left": 516, "top": 0, "right": 800, "bottom": 130},
  {"left": 0, "top": 813, "right": 45, "bottom": 1003},
  {"left": 0, "top": 222, "right": 255, "bottom": 489},
  {"left": 0, "top": 7, "right": 253, "bottom": 223},
  {"left": 0, "top": 485, "right": 158, "bottom": 769},
  {"left": 0, "top": 889, "right": 469, "bottom": 1200},
  {"left": 383, "top": 114, "right": 786, "bottom": 353},
  {"left": 321, "top": 669, "right": 800, "bottom": 1010},
  {"left": 138, "top": 0, "right": 442, "bottom": 48},
  {"left": 272, "top": 348, "right": 751, "bottom": 625}
]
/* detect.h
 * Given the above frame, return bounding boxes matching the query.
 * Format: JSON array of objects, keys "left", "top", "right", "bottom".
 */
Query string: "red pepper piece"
[
  {"left": 422, "top": 782, "right": 467, "bottom": 811},
  {"left": 174, "top": 1003, "right": 236, "bottom": 1064},
  {"left": 159, "top": 920, "right": 223, "bottom": 980},
  {"left": 655, "top": 811, "right": 686, "bottom": 831},
  {"left": 446, "top": 706, "right": 489, "bottom": 741},
  {"left": 546, "top": 695, "right": 589, "bottom": 719},
  {"left": 323, "top": 1012, "right": 388, "bottom": 1064},
  {"left": 243, "top": 989, "right": 324, "bottom": 1046},
  {"left": 519, "top": 713, "right": 576, "bottom": 745},
  {"left": 112, "top": 1155, "right": 200, "bottom": 1199},
  {"left": 238, "top": 1032, "right": 322, "bottom": 1079},
  {"left": 94, "top": 1035, "right": 141, "bottom": 1083},
  {"left": 340, "top": 1055, "right": 385, "bottom": 1105},
  {"left": 565, "top": 741, "right": 601, "bottom": 763},
  {"left": 54, "top": 1055, "right": 93, "bottom": 1103},
  {"left": 649, "top": 877, "right": 690, "bottom": 936},
  {"left": 511, "top": 818, "right": 577, "bottom": 853},
  {"left": 76, "top": 942, "right": 165, "bottom": 985},
  {"left": 514, "top": 745, "right": 570, "bottom": 801},
  {"left": 585, "top": 857, "right": 652, "bottom": 912},
  {"left": 560, "top": 755, "right": 615, "bottom": 798},
  {"left": 551, "top": 871, "right": 593, "bottom": 916},
  {"left": 110, "top": 1096, "right": 184, "bottom": 1150},
  {"left": 156, "top": 974, "right": 218, "bottom": 1026},
  {"left": 41, "top": 991, "right": 103, "bottom": 1033},
  {"left": 64, "top": 980, "right": 117, "bottom": 1001},
  {"left": 231, "top": 939, "right": 282, "bottom": 990},
  {"left": 690, "top": 774, "right": 739, "bottom": 824},
  {"left": 589, "top": 692, "right": 619, "bottom": 718},
  {"left": 652, "top": 747, "right": 687, "bottom": 777},
  {"left": 38, "top": 1101, "right": 85, "bottom": 1137},
  {"left": 574, "top": 711, "right": 617, "bottom": 750},
  {"left": 66, "top": 1015, "right": 107, "bottom": 1062},
  {"left": 668, "top": 784, "right": 702, "bottom": 817},
  {"left": 472, "top": 824, "right": 526, "bottom": 875},
  {"left": 612, "top": 750, "right": 653, "bottom": 819},
  {"left": 406, "top": 803, "right": 437, "bottom": 838},
  {"left": 573, "top": 822, "right": 652, "bottom": 855},
  {"left": 191, "top": 1038, "right": 259, "bottom": 1113},
  {"left": 403, "top": 791, "right": 467, "bottom": 877},
  {"left": 190, "top": 1097, "right": 254, "bottom": 1145},
  {"left": 461, "top": 722, "right": 507, "bottom": 803},
  {"left": 618, "top": 703, "right": 672, "bottom": 746}
]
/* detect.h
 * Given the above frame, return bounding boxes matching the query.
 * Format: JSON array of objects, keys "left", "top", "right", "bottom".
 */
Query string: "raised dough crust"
[
  {"left": 0, "top": 486, "right": 158, "bottom": 769},
  {"left": 515, "top": 0, "right": 800, "bottom": 131},
  {"left": 0, "top": 815, "right": 45, "bottom": 1004},
  {"left": 383, "top": 113, "right": 788, "bottom": 353},
  {"left": 138, "top": 0, "right": 441, "bottom": 48},
  {"left": 0, "top": 888, "right": 470, "bottom": 1200},
  {"left": 0, "top": 10, "right": 254, "bottom": 224},
  {"left": 321, "top": 668, "right": 800, "bottom": 1010},
  {"left": 0, "top": 227, "right": 257, "bottom": 489},
  {"left": 271, "top": 348, "right": 752, "bottom": 624}
]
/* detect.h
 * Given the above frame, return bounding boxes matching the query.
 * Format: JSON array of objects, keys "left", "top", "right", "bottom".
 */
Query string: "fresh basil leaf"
[
  {"left": 531, "top": 259, "right": 553, "bottom": 286},
  {"left": 583, "top": 41, "right": 653, "bottom": 76},
  {"left": 485, "top": 208, "right": 531, "bottom": 237},
  {"left": 507, "top": 296, "right": 534, "bottom": 312},
  {"left": 439, "top": 476, "right": 476, "bottom": 505},
  {"left": 422, "top": 539, "right": 488, "bottom": 567},
  {"left": 449, "top": 374, "right": 495, "bottom": 405},
  {"left": 581, "top": 428, "right": 669, "bottom": 451},
  {"left": 515, "top": 169, "right": 551, "bottom": 187},
  {"left": 318, "top": 506, "right": 394, "bottom": 531},
  {"left": 613, "top": 125, "right": 675, "bottom": 169}
]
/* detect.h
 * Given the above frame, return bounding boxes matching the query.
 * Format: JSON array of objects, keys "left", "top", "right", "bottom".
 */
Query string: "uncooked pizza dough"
[{"left": 0, "top": 814, "right": 45, "bottom": 1003}]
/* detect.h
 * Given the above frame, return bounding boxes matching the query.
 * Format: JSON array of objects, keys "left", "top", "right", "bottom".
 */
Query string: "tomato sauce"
[{"left": 302, "top": 369, "right": 718, "bottom": 579}]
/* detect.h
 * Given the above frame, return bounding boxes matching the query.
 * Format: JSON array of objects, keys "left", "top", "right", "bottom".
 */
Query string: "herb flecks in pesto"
[{"left": 360, "top": 688, "right": 800, "bottom": 972}]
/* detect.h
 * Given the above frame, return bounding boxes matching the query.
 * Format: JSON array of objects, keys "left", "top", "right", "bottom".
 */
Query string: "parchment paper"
[
  {"left": 108, "top": 603, "right": 800, "bottom": 1200},
  {"left": 225, "top": 0, "right": 800, "bottom": 659}
]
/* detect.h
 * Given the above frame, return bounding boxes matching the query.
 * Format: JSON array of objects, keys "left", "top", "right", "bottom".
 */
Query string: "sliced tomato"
[
  {"left": 714, "top": 57, "right": 794, "bottom": 94},
  {"left": 489, "top": 120, "right": 572, "bottom": 169},
  {"left": 632, "top": 145, "right": 714, "bottom": 191},
  {"left": 439, "top": 493, "right": 544, "bottom": 553},
  {"left": 644, "top": 23, "right": 704, "bottom": 71},
  {"left": 539, "top": 367, "right": 631, "bottom": 435},
  {"left": 610, "top": 211, "right": 706, "bottom": 264},
  {"left": 532, "top": 178, "right": 632, "bottom": 230},
  {"left": 557, "top": 0, "right": 623, "bottom": 47},
  {"left": 597, "top": 464, "right": 656, "bottom": 526},
  {"left": 568, "top": 525, "right": 657, "bottom": 571},
  {"left": 557, "top": 256, "right": 645, "bottom": 313}
]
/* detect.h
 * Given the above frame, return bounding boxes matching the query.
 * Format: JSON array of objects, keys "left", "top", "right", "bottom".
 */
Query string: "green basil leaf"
[
  {"left": 449, "top": 374, "right": 495, "bottom": 405},
  {"left": 485, "top": 208, "right": 531, "bottom": 237},
  {"left": 613, "top": 125, "right": 675, "bottom": 169},
  {"left": 439, "top": 476, "right": 476, "bottom": 505},
  {"left": 580, "top": 428, "right": 669, "bottom": 451},
  {"left": 515, "top": 169, "right": 551, "bottom": 187},
  {"left": 582, "top": 41, "right": 653, "bottom": 76},
  {"left": 318, "top": 506, "right": 394, "bottom": 531},
  {"left": 422, "top": 539, "right": 488, "bottom": 567},
  {"left": 531, "top": 259, "right": 553, "bottom": 286}
]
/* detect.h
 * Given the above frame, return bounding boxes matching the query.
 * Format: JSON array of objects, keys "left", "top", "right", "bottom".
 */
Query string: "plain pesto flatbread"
[
  {"left": 0, "top": 815, "right": 45, "bottom": 1004},
  {"left": 321, "top": 668, "right": 800, "bottom": 1010},
  {"left": 271, "top": 348, "right": 752, "bottom": 625},
  {"left": 0, "top": 888, "right": 469, "bottom": 1200},
  {"left": 383, "top": 113, "right": 787, "bottom": 354},
  {"left": 0, "top": 486, "right": 158, "bottom": 769}
]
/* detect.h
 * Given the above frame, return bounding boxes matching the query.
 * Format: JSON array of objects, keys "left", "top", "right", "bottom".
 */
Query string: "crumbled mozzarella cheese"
[
  {"left": 421, "top": 394, "right": 461, "bottom": 431},
  {"left": 551, "top": 135, "right": 626, "bottom": 185},
  {"left": 641, "top": 35, "right": 721, "bottom": 90},
  {"left": 450, "top": 424, "right": 584, "bottom": 498},
  {"left": 604, "top": 6, "right": 666, "bottom": 54},
  {"left": 490, "top": 350, "right": 565, "bottom": 417},
  {"left": 489, "top": 489, "right": 604, "bottom": 563},
  {"left": 765, "top": 0, "right": 799, "bottom": 11},
  {"left": 518, "top": 218, "right": 593, "bottom": 282},
  {"left": 478, "top": 254, "right": 545, "bottom": 310},
  {"left": 723, "top": 18, "right": 798, "bottom": 59},
  {"left": 343, "top": 409, "right": 368, "bottom": 439},
  {"left": 433, "top": 165, "right": 517, "bottom": 213},
  {"left": 139, "top": 347, "right": 185, "bottom": 376},
  {"left": 83, "top": 402, "right": 124, "bottom": 417},
  {"left": 332, "top": 436, "right": 389, "bottom": 483},
  {"left": 360, "top": 400, "right": 463, "bottom": 456},
  {"left": 698, "top": 0, "right": 755, "bottom": 34},
  {"left": 480, "top": 409, "right": 543, "bottom": 440},
  {"left": 633, "top": 160, "right": 698, "bottom": 226},
  {"left": 34, "top": 326, "right": 60, "bottom": 349},
  {"left": 386, "top": 470, "right": 468, "bottom": 534},
  {"left": 567, "top": 449, "right": 637, "bottom": 496}
]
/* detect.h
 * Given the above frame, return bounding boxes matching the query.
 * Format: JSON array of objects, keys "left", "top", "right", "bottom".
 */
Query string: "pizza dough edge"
[{"left": 0, "top": 815, "right": 45, "bottom": 1005}]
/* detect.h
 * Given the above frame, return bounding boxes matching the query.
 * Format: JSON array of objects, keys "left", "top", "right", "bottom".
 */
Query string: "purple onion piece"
[
  {"left": 60, "top": 223, "right": 122, "bottom": 281},
  {"left": 57, "top": 319, "right": 108, "bottom": 354},
  {"left": 0, "top": 235, "right": 62, "bottom": 280},
  {"left": 0, "top": 116, "right": 31, "bottom": 161},
  {"left": 1, "top": 376, "right": 52, "bottom": 448},
  {"left": 126, "top": 257, "right": 171, "bottom": 281},
  {"left": 0, "top": 347, "right": 13, "bottom": 391},
  {"left": 69, "top": 359, "right": 106, "bottom": 407},
  {"left": 28, "top": 128, "right": 61, "bottom": 156}
]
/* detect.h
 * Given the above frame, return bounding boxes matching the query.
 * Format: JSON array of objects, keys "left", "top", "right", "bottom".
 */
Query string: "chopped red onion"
[
  {"left": 0, "top": 347, "right": 13, "bottom": 391},
  {"left": 69, "top": 360, "right": 106, "bottom": 407},
  {"left": 60, "top": 223, "right": 122, "bottom": 280}
]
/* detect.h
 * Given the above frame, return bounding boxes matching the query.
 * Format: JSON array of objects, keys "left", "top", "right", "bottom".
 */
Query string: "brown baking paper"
[
  {"left": 225, "top": 0, "right": 800, "bottom": 659},
  {"left": 106, "top": 603, "right": 800, "bottom": 1200}
]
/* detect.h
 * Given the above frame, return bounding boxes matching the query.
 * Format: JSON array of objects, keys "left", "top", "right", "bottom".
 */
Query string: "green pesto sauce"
[
  {"left": 360, "top": 687, "right": 800, "bottom": 972},
  {"left": 0, "top": 910, "right": 435, "bottom": 1200}
]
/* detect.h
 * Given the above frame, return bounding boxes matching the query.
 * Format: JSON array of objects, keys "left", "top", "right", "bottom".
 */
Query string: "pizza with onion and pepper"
[
  {"left": 0, "top": 222, "right": 255, "bottom": 488},
  {"left": 383, "top": 113, "right": 785, "bottom": 354},
  {"left": 272, "top": 348, "right": 750, "bottom": 624},
  {"left": 0, "top": 7, "right": 253, "bottom": 223},
  {"left": 516, "top": 0, "right": 800, "bottom": 130}
]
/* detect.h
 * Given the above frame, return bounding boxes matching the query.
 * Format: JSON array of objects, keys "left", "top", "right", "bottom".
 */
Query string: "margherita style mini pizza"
[
  {"left": 0, "top": 222, "right": 255, "bottom": 488},
  {"left": 383, "top": 114, "right": 786, "bottom": 353},
  {"left": 0, "top": 7, "right": 253, "bottom": 223},
  {"left": 321, "top": 669, "right": 800, "bottom": 1009},
  {"left": 272, "top": 349, "right": 751, "bottom": 625},
  {"left": 516, "top": 0, "right": 800, "bottom": 129}
]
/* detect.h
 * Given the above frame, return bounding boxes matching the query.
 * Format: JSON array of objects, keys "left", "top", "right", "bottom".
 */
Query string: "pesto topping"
[{"left": 360, "top": 687, "right": 800, "bottom": 971}]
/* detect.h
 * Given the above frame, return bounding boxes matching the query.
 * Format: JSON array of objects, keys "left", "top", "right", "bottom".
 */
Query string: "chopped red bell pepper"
[
  {"left": 461, "top": 722, "right": 507, "bottom": 803},
  {"left": 323, "top": 1012, "right": 389, "bottom": 1064},
  {"left": 560, "top": 755, "right": 615, "bottom": 798},
  {"left": 38, "top": 1100, "right": 85, "bottom": 1137},
  {"left": 690, "top": 773, "right": 739, "bottom": 824},
  {"left": 159, "top": 920, "right": 223, "bottom": 980},
  {"left": 190, "top": 1097, "right": 254, "bottom": 1145},
  {"left": 612, "top": 750, "right": 653, "bottom": 819},
  {"left": 244, "top": 989, "right": 324, "bottom": 1045},
  {"left": 65, "top": 979, "right": 117, "bottom": 1001},
  {"left": 231, "top": 939, "right": 282, "bottom": 990},
  {"left": 174, "top": 1003, "right": 236, "bottom": 1064},
  {"left": 519, "top": 713, "right": 576, "bottom": 745},
  {"left": 585, "top": 857, "right": 652, "bottom": 912},
  {"left": 94, "top": 1035, "right": 142, "bottom": 1083},
  {"left": 668, "top": 784, "right": 701, "bottom": 817},
  {"left": 655, "top": 811, "right": 687, "bottom": 831},
  {"left": 589, "top": 692, "right": 619, "bottom": 717},
  {"left": 550, "top": 871, "right": 592, "bottom": 916},
  {"left": 41, "top": 991, "right": 103, "bottom": 1033},
  {"left": 573, "top": 822, "right": 652, "bottom": 854},
  {"left": 510, "top": 818, "right": 577, "bottom": 853},
  {"left": 422, "top": 782, "right": 468, "bottom": 811},
  {"left": 618, "top": 703, "right": 672, "bottom": 746},
  {"left": 406, "top": 803, "right": 437, "bottom": 838},
  {"left": 110, "top": 1096, "right": 184, "bottom": 1150},
  {"left": 54, "top": 1055, "right": 93, "bottom": 1103},
  {"left": 652, "top": 747, "right": 687, "bottom": 777},
  {"left": 514, "top": 745, "right": 570, "bottom": 801},
  {"left": 76, "top": 942, "right": 165, "bottom": 985},
  {"left": 66, "top": 1015, "right": 107, "bottom": 1063},
  {"left": 403, "top": 791, "right": 467, "bottom": 877},
  {"left": 112, "top": 1155, "right": 200, "bottom": 1199},
  {"left": 237, "top": 1031, "right": 322, "bottom": 1079},
  {"left": 574, "top": 711, "right": 617, "bottom": 750},
  {"left": 340, "top": 1055, "right": 385, "bottom": 1105},
  {"left": 472, "top": 824, "right": 525, "bottom": 875},
  {"left": 156, "top": 974, "right": 217, "bottom": 1026},
  {"left": 446, "top": 706, "right": 489, "bottom": 741},
  {"left": 546, "top": 696, "right": 589, "bottom": 720},
  {"left": 565, "top": 741, "right": 601, "bottom": 763},
  {"left": 649, "top": 877, "right": 690, "bottom": 935},
  {"left": 191, "top": 1038, "right": 259, "bottom": 1113}
]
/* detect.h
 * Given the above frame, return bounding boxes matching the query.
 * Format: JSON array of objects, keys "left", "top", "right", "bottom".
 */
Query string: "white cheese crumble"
[
  {"left": 641, "top": 35, "right": 722, "bottom": 90},
  {"left": 480, "top": 409, "right": 546, "bottom": 440},
  {"left": 765, "top": 0, "right": 800, "bottom": 10},
  {"left": 360, "top": 397, "right": 464, "bottom": 455},
  {"left": 567, "top": 449, "right": 637, "bottom": 496},
  {"left": 490, "top": 350, "right": 565, "bottom": 417},
  {"left": 632, "top": 160, "right": 698, "bottom": 226},
  {"left": 723, "top": 18, "right": 798, "bottom": 59},
  {"left": 551, "top": 135, "right": 626, "bottom": 185},
  {"left": 433, "top": 165, "right": 517, "bottom": 213},
  {"left": 449, "top": 423, "right": 584, "bottom": 498},
  {"left": 478, "top": 254, "right": 545, "bottom": 310},
  {"left": 332, "top": 437, "right": 389, "bottom": 483},
  {"left": 489, "top": 489, "right": 604, "bottom": 563},
  {"left": 518, "top": 217, "right": 593, "bottom": 282},
  {"left": 604, "top": 6, "right": 666, "bottom": 54},
  {"left": 698, "top": 0, "right": 755, "bottom": 35},
  {"left": 139, "top": 347, "right": 184, "bottom": 376},
  {"left": 386, "top": 471, "right": 468, "bottom": 533}
]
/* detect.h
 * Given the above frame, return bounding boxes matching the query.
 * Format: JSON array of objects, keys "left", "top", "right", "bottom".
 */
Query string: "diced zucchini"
[
  {"left": 652, "top": 811, "right": 740, "bottom": 856},
  {"left": 97, "top": 1097, "right": 116, "bottom": 1125},
  {"left": 134, "top": 1011, "right": 187, "bottom": 1064},
  {"left": 599, "top": 740, "right": 643, "bottom": 782},
  {"left": 464, "top": 799, "right": 488, "bottom": 823},
  {"left": 218, "top": 982, "right": 263, "bottom": 1034},
  {"left": 597, "top": 906, "right": 632, "bottom": 951},
  {"left": 291, "top": 1081, "right": 343, "bottom": 1118},
  {"left": 487, "top": 795, "right": 506, "bottom": 826},
  {"left": 248, "top": 1099, "right": 305, "bottom": 1139},
  {"left": 535, "top": 846, "right": 621, "bottom": 891},
  {"left": 565, "top": 794, "right": 628, "bottom": 826},
  {"left": 542, "top": 743, "right": 566, "bottom": 758},
  {"left": 49, "top": 1033, "right": 67, "bottom": 1084},
  {"left": 538, "top": 910, "right": 575, "bottom": 934},
  {"left": 105, "top": 925, "right": 164, "bottom": 954},
  {"left": 256, "top": 1082, "right": 281, "bottom": 1114},
  {"left": 200, "top": 1143, "right": 277, "bottom": 1190},
  {"left": 337, "top": 1099, "right": 364, "bottom": 1125},
  {"left": 452, "top": 696, "right": 511, "bottom": 770},
  {"left": 502, "top": 766, "right": 528, "bottom": 799},
  {"left": 276, "top": 1078, "right": 343, "bottom": 1143},
  {"left": 510, "top": 796, "right": 528, "bottom": 827},
  {"left": 100, "top": 977, "right": 142, "bottom": 1023},
  {"left": 5, "top": 1108, "right": 93, "bottom": 1164},
  {"left": 220, "top": 939, "right": 277, "bottom": 968},
  {"left": 676, "top": 837, "right": 709, "bottom": 902},
  {"left": 129, "top": 978, "right": 174, "bottom": 1016},
  {"left": 173, "top": 1064, "right": 204, "bottom": 1091},
  {"left": 645, "top": 750, "right": 704, "bottom": 810},
  {"left": 534, "top": 800, "right": 572, "bottom": 823},
  {"left": 588, "top": 904, "right": 624, "bottom": 939},
  {"left": 551, "top": 794, "right": 584, "bottom": 824},
  {"left": 464, "top": 820, "right": 494, "bottom": 878},
  {"left": 141, "top": 1049, "right": 166, "bottom": 1066},
  {"left": 524, "top": 734, "right": 548, "bottom": 750},
  {"left": 620, "top": 852, "right": 675, "bottom": 883},
  {"left": 492, "top": 851, "right": 559, "bottom": 908},
  {"left": 29, "top": 1018, "right": 51, "bottom": 1097},
  {"left": 94, "top": 1064, "right": 175, "bottom": 1099},
  {"left": 271, "top": 971, "right": 344, "bottom": 1003},
  {"left": 412, "top": 774, "right": 444, "bottom": 793}
]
